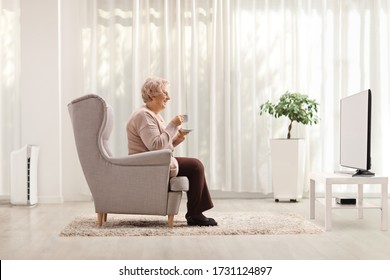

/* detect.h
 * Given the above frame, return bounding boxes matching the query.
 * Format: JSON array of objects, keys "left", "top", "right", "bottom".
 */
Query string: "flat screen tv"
[{"left": 339, "top": 89, "right": 374, "bottom": 176}]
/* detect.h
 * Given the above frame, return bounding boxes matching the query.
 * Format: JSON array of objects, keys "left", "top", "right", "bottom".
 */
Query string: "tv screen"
[{"left": 339, "top": 89, "right": 374, "bottom": 176}]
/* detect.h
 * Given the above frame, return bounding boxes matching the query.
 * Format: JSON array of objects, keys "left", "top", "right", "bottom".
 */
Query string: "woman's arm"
[
  {"left": 173, "top": 130, "right": 186, "bottom": 147},
  {"left": 138, "top": 111, "right": 179, "bottom": 151}
]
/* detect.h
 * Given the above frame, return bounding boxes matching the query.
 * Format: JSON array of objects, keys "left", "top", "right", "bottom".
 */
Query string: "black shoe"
[{"left": 186, "top": 215, "right": 218, "bottom": 227}]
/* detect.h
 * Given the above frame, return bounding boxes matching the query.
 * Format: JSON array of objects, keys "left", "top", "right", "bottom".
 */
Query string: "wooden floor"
[{"left": 1, "top": 198, "right": 390, "bottom": 260}]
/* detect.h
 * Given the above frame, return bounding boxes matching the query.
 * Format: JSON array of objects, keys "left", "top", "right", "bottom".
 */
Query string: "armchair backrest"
[
  {"left": 68, "top": 94, "right": 111, "bottom": 155},
  {"left": 67, "top": 95, "right": 113, "bottom": 194}
]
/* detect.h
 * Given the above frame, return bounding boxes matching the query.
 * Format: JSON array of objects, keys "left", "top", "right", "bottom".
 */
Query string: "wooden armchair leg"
[
  {"left": 168, "top": 215, "right": 174, "bottom": 228},
  {"left": 97, "top": 213, "right": 107, "bottom": 227}
]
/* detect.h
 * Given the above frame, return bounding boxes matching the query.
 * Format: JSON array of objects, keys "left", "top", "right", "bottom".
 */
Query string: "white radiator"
[{"left": 10, "top": 145, "right": 40, "bottom": 206}]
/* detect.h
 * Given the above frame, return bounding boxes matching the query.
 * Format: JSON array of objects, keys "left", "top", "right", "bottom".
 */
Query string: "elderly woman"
[{"left": 126, "top": 76, "right": 217, "bottom": 227}]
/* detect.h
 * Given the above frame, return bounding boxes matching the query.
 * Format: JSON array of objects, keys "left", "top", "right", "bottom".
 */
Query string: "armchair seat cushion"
[{"left": 170, "top": 176, "right": 189, "bottom": 192}]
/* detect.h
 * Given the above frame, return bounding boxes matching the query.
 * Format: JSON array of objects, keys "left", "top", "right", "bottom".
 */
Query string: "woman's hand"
[
  {"left": 176, "top": 130, "right": 186, "bottom": 141},
  {"left": 173, "top": 129, "right": 186, "bottom": 147},
  {"left": 171, "top": 115, "right": 184, "bottom": 126}
]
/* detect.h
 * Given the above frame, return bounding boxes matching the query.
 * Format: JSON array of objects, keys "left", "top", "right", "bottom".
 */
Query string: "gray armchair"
[{"left": 68, "top": 94, "right": 188, "bottom": 227}]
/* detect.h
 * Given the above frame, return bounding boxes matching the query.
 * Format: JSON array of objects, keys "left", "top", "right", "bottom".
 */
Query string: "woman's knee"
[
  {"left": 176, "top": 157, "right": 205, "bottom": 176},
  {"left": 192, "top": 158, "right": 204, "bottom": 173}
]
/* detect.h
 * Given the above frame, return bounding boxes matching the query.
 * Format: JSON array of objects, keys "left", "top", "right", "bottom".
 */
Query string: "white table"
[{"left": 309, "top": 172, "right": 388, "bottom": 231}]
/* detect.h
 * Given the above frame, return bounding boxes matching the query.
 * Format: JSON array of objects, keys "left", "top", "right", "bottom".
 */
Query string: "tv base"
[
  {"left": 352, "top": 169, "right": 375, "bottom": 177},
  {"left": 334, "top": 169, "right": 375, "bottom": 177}
]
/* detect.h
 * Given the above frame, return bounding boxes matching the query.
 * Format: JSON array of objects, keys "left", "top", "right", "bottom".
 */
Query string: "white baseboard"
[
  {"left": 1, "top": 194, "right": 64, "bottom": 204},
  {"left": 37, "top": 195, "right": 64, "bottom": 204},
  {"left": 210, "top": 190, "right": 273, "bottom": 199},
  {"left": 62, "top": 193, "right": 93, "bottom": 202},
  {"left": 0, "top": 195, "right": 10, "bottom": 205}
]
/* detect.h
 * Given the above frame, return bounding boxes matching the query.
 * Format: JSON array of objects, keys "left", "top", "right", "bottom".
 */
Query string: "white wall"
[
  {"left": 19, "top": 0, "right": 91, "bottom": 203},
  {"left": 20, "top": 0, "right": 63, "bottom": 203}
]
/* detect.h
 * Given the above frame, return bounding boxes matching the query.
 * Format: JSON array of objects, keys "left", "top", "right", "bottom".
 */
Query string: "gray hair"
[{"left": 141, "top": 76, "right": 169, "bottom": 103}]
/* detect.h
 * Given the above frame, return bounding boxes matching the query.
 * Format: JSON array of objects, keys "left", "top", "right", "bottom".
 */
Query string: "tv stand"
[{"left": 309, "top": 172, "right": 388, "bottom": 231}]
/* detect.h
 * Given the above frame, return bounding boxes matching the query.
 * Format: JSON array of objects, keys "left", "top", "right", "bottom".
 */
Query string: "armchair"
[{"left": 68, "top": 94, "right": 188, "bottom": 227}]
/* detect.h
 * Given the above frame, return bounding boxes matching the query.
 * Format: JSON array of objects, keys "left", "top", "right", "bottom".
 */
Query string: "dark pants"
[{"left": 175, "top": 157, "right": 214, "bottom": 217}]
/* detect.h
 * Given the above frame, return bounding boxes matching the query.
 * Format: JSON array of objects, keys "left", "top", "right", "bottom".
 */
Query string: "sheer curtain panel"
[
  {"left": 81, "top": 0, "right": 390, "bottom": 194},
  {"left": 0, "top": 0, "right": 20, "bottom": 197}
]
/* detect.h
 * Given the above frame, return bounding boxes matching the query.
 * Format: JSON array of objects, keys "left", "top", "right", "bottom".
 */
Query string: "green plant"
[{"left": 259, "top": 91, "right": 319, "bottom": 139}]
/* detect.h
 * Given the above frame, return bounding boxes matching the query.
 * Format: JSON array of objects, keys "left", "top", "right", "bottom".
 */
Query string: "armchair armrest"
[
  {"left": 108, "top": 149, "right": 172, "bottom": 166},
  {"left": 170, "top": 176, "right": 189, "bottom": 192}
]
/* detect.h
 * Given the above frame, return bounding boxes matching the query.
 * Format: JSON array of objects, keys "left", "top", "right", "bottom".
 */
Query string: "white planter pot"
[{"left": 270, "top": 139, "right": 305, "bottom": 202}]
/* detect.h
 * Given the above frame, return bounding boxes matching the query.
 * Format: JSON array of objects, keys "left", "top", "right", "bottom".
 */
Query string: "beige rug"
[{"left": 60, "top": 212, "right": 323, "bottom": 237}]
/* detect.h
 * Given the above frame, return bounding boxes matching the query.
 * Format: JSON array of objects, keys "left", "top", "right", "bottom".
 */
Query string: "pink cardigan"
[{"left": 126, "top": 106, "right": 183, "bottom": 177}]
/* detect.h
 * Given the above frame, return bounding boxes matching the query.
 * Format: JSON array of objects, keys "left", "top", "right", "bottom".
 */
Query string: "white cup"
[{"left": 182, "top": 114, "right": 188, "bottom": 123}]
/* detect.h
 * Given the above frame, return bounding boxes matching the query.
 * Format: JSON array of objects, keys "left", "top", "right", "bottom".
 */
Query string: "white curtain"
[
  {"left": 0, "top": 0, "right": 20, "bottom": 196},
  {"left": 81, "top": 0, "right": 390, "bottom": 194}
]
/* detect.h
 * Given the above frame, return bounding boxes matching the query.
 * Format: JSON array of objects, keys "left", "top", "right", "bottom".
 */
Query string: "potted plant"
[{"left": 259, "top": 91, "right": 319, "bottom": 202}]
